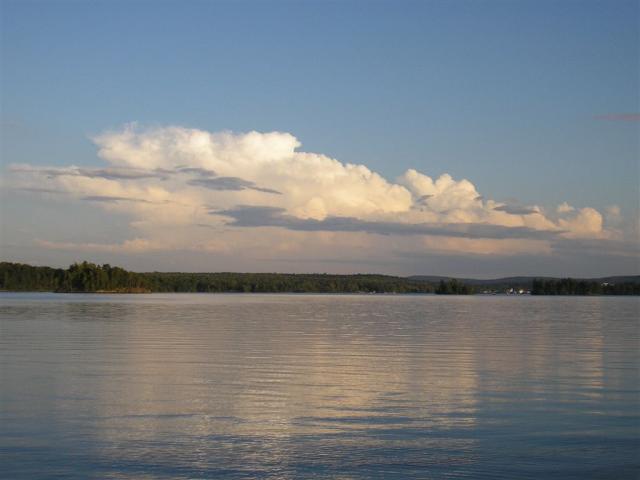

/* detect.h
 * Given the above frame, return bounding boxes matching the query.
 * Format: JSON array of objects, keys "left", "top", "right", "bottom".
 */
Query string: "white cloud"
[
  {"left": 558, "top": 207, "right": 604, "bottom": 238},
  {"left": 7, "top": 125, "right": 626, "bottom": 261},
  {"left": 557, "top": 202, "right": 575, "bottom": 214},
  {"left": 399, "top": 169, "right": 481, "bottom": 215},
  {"left": 604, "top": 205, "right": 622, "bottom": 227}
]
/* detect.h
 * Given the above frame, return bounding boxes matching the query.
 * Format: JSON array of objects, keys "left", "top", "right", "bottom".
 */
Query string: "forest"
[
  {"left": 531, "top": 278, "right": 640, "bottom": 296},
  {"left": 0, "top": 262, "right": 149, "bottom": 293},
  {"left": 2, "top": 262, "right": 638, "bottom": 295},
  {"left": 0, "top": 261, "right": 439, "bottom": 294}
]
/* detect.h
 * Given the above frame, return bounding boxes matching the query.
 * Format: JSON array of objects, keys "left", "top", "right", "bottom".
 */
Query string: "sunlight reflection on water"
[{"left": 1, "top": 293, "right": 638, "bottom": 479}]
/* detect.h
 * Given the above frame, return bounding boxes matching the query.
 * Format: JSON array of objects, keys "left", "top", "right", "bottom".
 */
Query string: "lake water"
[{"left": 0, "top": 293, "right": 638, "bottom": 479}]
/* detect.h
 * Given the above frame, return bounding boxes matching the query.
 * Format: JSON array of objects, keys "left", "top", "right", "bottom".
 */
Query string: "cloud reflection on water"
[{"left": 1, "top": 294, "right": 638, "bottom": 478}]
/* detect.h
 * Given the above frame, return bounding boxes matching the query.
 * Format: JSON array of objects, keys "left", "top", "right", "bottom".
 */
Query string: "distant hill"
[
  {"left": 595, "top": 276, "right": 640, "bottom": 284},
  {"left": 409, "top": 275, "right": 640, "bottom": 289}
]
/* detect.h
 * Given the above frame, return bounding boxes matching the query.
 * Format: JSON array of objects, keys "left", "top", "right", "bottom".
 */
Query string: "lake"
[{"left": 0, "top": 293, "right": 638, "bottom": 479}]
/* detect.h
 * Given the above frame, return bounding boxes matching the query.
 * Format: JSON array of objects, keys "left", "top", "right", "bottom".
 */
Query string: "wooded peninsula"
[{"left": 1, "top": 262, "right": 638, "bottom": 295}]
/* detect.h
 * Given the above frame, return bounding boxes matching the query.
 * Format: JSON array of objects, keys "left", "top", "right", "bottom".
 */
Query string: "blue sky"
[{"left": 1, "top": 0, "right": 638, "bottom": 275}]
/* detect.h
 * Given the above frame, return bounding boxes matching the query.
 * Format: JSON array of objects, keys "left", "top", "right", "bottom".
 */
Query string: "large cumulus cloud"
[{"left": 6, "top": 124, "right": 630, "bottom": 263}]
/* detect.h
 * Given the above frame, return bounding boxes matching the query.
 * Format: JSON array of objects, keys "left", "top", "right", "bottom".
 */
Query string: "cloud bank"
[{"left": 5, "top": 124, "right": 636, "bottom": 273}]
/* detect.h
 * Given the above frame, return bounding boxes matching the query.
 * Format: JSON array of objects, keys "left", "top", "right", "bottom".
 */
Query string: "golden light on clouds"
[{"left": 7, "top": 125, "right": 634, "bottom": 267}]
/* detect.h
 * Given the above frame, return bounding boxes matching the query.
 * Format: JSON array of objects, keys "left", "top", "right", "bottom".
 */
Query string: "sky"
[{"left": 1, "top": 0, "right": 638, "bottom": 277}]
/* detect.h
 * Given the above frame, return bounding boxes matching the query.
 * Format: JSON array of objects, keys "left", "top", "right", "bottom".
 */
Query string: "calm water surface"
[{"left": 0, "top": 293, "right": 638, "bottom": 479}]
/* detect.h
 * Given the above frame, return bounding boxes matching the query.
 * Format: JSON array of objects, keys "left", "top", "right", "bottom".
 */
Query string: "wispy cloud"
[
  {"left": 214, "top": 205, "right": 562, "bottom": 240},
  {"left": 594, "top": 113, "right": 640, "bottom": 122},
  {"left": 9, "top": 165, "right": 167, "bottom": 180},
  {"left": 188, "top": 177, "right": 281, "bottom": 194},
  {"left": 13, "top": 186, "right": 68, "bottom": 195},
  {"left": 34, "top": 238, "right": 160, "bottom": 253},
  {"left": 175, "top": 166, "right": 217, "bottom": 177},
  {"left": 81, "top": 195, "right": 158, "bottom": 204},
  {"left": 493, "top": 204, "right": 540, "bottom": 215}
]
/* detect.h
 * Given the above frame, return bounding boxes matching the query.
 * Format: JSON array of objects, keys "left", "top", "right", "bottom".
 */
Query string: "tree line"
[
  {"left": 0, "top": 261, "right": 445, "bottom": 294},
  {"left": 3, "top": 262, "right": 637, "bottom": 295},
  {"left": 0, "top": 261, "right": 149, "bottom": 293},
  {"left": 531, "top": 278, "right": 640, "bottom": 296},
  {"left": 435, "top": 279, "right": 472, "bottom": 295}
]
